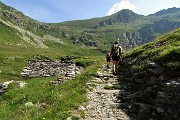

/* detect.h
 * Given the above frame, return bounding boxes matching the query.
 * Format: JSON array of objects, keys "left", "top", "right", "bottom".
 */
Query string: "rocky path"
[{"left": 83, "top": 64, "right": 131, "bottom": 120}]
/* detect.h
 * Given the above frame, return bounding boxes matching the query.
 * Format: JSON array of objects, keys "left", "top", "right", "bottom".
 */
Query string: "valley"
[{"left": 0, "top": 1, "right": 180, "bottom": 119}]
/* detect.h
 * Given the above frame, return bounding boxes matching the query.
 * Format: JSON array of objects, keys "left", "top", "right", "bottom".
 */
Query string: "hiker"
[
  {"left": 110, "top": 41, "right": 122, "bottom": 75},
  {"left": 106, "top": 52, "right": 111, "bottom": 68}
]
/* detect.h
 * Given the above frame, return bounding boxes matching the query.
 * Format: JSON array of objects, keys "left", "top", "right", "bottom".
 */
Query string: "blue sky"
[{"left": 0, "top": 0, "right": 180, "bottom": 23}]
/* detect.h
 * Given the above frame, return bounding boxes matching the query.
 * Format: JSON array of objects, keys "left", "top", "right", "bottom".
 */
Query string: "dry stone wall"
[
  {"left": 21, "top": 59, "right": 83, "bottom": 80},
  {"left": 1, "top": 58, "right": 83, "bottom": 96}
]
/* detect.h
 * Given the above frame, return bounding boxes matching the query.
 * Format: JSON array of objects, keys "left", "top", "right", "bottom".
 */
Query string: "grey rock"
[
  {"left": 17, "top": 81, "right": 27, "bottom": 88},
  {"left": 25, "top": 102, "right": 34, "bottom": 107}
]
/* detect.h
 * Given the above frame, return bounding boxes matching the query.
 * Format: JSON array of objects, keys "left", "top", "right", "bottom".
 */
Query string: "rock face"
[
  {"left": 21, "top": 59, "right": 83, "bottom": 79},
  {"left": 0, "top": 80, "right": 14, "bottom": 95},
  {"left": 117, "top": 58, "right": 180, "bottom": 120},
  {"left": 138, "top": 19, "right": 180, "bottom": 44},
  {"left": 97, "top": 9, "right": 140, "bottom": 28}
]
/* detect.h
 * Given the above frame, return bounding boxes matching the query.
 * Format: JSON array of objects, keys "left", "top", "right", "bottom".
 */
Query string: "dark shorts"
[
  {"left": 112, "top": 55, "right": 120, "bottom": 61},
  {"left": 106, "top": 57, "right": 110, "bottom": 62}
]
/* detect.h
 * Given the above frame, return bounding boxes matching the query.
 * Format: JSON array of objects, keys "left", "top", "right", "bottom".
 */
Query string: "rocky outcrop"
[
  {"left": 94, "top": 9, "right": 141, "bottom": 28},
  {"left": 111, "top": 9, "right": 140, "bottom": 23},
  {"left": 0, "top": 80, "right": 14, "bottom": 95},
  {"left": 122, "top": 32, "right": 140, "bottom": 48},
  {"left": 138, "top": 19, "right": 180, "bottom": 44},
  {"left": 117, "top": 58, "right": 180, "bottom": 120}
]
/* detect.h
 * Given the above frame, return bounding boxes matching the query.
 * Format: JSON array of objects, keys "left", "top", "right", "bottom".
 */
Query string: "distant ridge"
[
  {"left": 149, "top": 7, "right": 180, "bottom": 16},
  {"left": 0, "top": 1, "right": 180, "bottom": 51}
]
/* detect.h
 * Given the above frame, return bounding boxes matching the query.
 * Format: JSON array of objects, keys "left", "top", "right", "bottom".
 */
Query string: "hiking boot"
[{"left": 113, "top": 71, "right": 116, "bottom": 76}]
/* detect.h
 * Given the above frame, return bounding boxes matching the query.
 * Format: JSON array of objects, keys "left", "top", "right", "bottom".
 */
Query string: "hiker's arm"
[
  {"left": 119, "top": 47, "right": 123, "bottom": 62},
  {"left": 110, "top": 48, "right": 112, "bottom": 61}
]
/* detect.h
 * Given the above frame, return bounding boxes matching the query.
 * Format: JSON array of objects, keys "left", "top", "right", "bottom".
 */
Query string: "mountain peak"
[
  {"left": 111, "top": 9, "right": 140, "bottom": 23},
  {"left": 116, "top": 9, "right": 137, "bottom": 14}
]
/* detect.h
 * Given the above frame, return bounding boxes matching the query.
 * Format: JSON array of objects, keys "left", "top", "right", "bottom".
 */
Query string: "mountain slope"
[
  {"left": 58, "top": 8, "right": 180, "bottom": 50},
  {"left": 0, "top": 1, "right": 103, "bottom": 53},
  {"left": 0, "top": 1, "right": 103, "bottom": 83},
  {"left": 1, "top": 1, "right": 180, "bottom": 51},
  {"left": 118, "top": 28, "right": 180, "bottom": 119}
]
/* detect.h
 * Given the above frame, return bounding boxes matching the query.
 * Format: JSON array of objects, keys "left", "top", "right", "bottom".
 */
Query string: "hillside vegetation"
[
  {"left": 1, "top": 1, "right": 180, "bottom": 51},
  {"left": 0, "top": 2, "right": 104, "bottom": 120},
  {"left": 59, "top": 8, "right": 180, "bottom": 50},
  {"left": 117, "top": 28, "right": 180, "bottom": 120}
]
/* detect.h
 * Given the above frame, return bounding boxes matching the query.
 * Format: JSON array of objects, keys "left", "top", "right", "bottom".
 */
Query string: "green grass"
[
  {"left": 124, "top": 28, "right": 180, "bottom": 68},
  {"left": 0, "top": 21, "right": 29, "bottom": 47},
  {"left": 0, "top": 35, "right": 103, "bottom": 82},
  {"left": 0, "top": 19, "right": 104, "bottom": 119},
  {"left": 0, "top": 56, "right": 104, "bottom": 120}
]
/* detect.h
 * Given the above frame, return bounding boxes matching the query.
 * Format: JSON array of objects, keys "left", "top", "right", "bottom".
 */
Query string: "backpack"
[
  {"left": 111, "top": 44, "right": 120, "bottom": 56},
  {"left": 106, "top": 52, "right": 110, "bottom": 58}
]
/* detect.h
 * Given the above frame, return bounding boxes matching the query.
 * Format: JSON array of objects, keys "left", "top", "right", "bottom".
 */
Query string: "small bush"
[
  {"left": 75, "top": 59, "right": 95, "bottom": 67},
  {"left": 131, "top": 65, "right": 144, "bottom": 73}
]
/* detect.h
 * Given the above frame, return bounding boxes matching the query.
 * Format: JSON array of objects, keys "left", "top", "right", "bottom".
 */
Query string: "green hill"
[{"left": 117, "top": 28, "right": 180, "bottom": 120}]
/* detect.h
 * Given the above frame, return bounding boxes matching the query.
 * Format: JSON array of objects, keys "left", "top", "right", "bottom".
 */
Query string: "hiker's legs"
[
  {"left": 115, "top": 55, "right": 120, "bottom": 71},
  {"left": 112, "top": 61, "right": 115, "bottom": 72},
  {"left": 114, "top": 61, "right": 118, "bottom": 72},
  {"left": 112, "top": 55, "right": 120, "bottom": 74},
  {"left": 112, "top": 61, "right": 118, "bottom": 72},
  {"left": 106, "top": 58, "right": 110, "bottom": 68},
  {"left": 107, "top": 61, "right": 110, "bottom": 68},
  {"left": 112, "top": 56, "right": 116, "bottom": 72}
]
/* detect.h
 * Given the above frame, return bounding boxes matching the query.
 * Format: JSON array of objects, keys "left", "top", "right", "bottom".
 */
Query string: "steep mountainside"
[
  {"left": 117, "top": 28, "right": 180, "bottom": 120},
  {"left": 0, "top": 1, "right": 103, "bottom": 53}
]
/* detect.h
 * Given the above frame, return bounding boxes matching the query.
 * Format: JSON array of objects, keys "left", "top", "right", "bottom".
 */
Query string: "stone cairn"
[{"left": 20, "top": 58, "right": 83, "bottom": 85}]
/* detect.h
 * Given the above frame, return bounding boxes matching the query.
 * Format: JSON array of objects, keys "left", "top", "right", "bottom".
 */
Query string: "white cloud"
[{"left": 106, "top": 0, "right": 138, "bottom": 16}]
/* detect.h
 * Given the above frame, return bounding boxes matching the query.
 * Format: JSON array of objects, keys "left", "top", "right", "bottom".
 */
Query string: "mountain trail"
[{"left": 83, "top": 64, "right": 131, "bottom": 120}]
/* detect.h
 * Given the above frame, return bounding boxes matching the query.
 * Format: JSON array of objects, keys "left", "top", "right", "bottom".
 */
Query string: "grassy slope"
[
  {"left": 0, "top": 14, "right": 103, "bottom": 82},
  {"left": 125, "top": 28, "right": 180, "bottom": 68},
  {"left": 117, "top": 28, "right": 180, "bottom": 120},
  {"left": 0, "top": 21, "right": 29, "bottom": 47},
  {"left": 0, "top": 8, "right": 104, "bottom": 119},
  {"left": 0, "top": 56, "right": 105, "bottom": 120}
]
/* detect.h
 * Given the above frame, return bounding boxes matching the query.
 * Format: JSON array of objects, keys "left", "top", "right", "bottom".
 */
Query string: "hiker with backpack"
[{"left": 110, "top": 41, "right": 123, "bottom": 75}]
